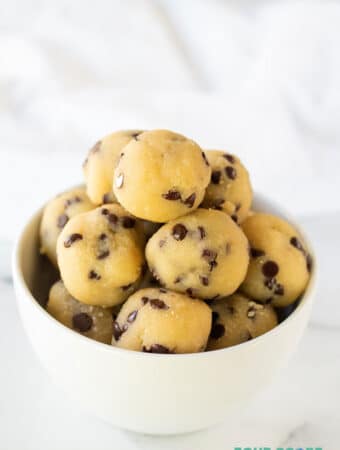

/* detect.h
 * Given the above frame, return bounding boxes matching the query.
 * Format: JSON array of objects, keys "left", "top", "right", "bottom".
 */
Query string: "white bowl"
[{"left": 12, "top": 194, "right": 317, "bottom": 435}]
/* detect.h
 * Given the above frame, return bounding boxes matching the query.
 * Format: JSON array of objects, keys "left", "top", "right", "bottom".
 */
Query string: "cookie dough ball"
[
  {"left": 83, "top": 130, "right": 143, "bottom": 205},
  {"left": 146, "top": 209, "right": 249, "bottom": 300},
  {"left": 47, "top": 280, "right": 114, "bottom": 344},
  {"left": 40, "top": 187, "right": 95, "bottom": 266},
  {"left": 113, "top": 129, "right": 211, "bottom": 222},
  {"left": 207, "top": 293, "right": 278, "bottom": 350},
  {"left": 241, "top": 213, "right": 312, "bottom": 307},
  {"left": 57, "top": 204, "right": 145, "bottom": 307},
  {"left": 201, "top": 150, "right": 252, "bottom": 224},
  {"left": 112, "top": 288, "right": 212, "bottom": 353}
]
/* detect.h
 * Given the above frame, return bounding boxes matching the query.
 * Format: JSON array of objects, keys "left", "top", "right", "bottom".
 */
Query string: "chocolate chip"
[
  {"left": 64, "top": 233, "right": 83, "bottom": 248},
  {"left": 290, "top": 236, "right": 304, "bottom": 251},
  {"left": 250, "top": 248, "right": 265, "bottom": 258},
  {"left": 211, "top": 171, "right": 221, "bottom": 184},
  {"left": 186, "top": 288, "right": 195, "bottom": 298},
  {"left": 174, "top": 276, "right": 182, "bottom": 284},
  {"left": 231, "top": 214, "right": 238, "bottom": 223},
  {"left": 274, "top": 285, "right": 285, "bottom": 296},
  {"left": 159, "top": 288, "right": 167, "bottom": 293},
  {"left": 223, "top": 153, "right": 235, "bottom": 164},
  {"left": 159, "top": 239, "right": 166, "bottom": 248},
  {"left": 306, "top": 254, "right": 312, "bottom": 273},
  {"left": 212, "top": 198, "right": 225, "bottom": 210},
  {"left": 201, "top": 151, "right": 209, "bottom": 166},
  {"left": 210, "top": 323, "right": 225, "bottom": 339},
  {"left": 225, "top": 166, "right": 237, "bottom": 180},
  {"left": 141, "top": 296, "right": 149, "bottom": 305},
  {"left": 235, "top": 203, "right": 241, "bottom": 212},
  {"left": 184, "top": 193, "right": 196, "bottom": 208},
  {"left": 97, "top": 250, "right": 110, "bottom": 260},
  {"left": 212, "top": 311, "right": 219, "bottom": 323},
  {"left": 143, "top": 344, "right": 172, "bottom": 354},
  {"left": 149, "top": 299, "right": 169, "bottom": 310},
  {"left": 113, "top": 321, "right": 124, "bottom": 341},
  {"left": 172, "top": 224, "right": 188, "bottom": 241},
  {"left": 127, "top": 310, "right": 138, "bottom": 323},
  {"left": 200, "top": 275, "right": 209, "bottom": 286},
  {"left": 102, "top": 193, "right": 112, "bottom": 204},
  {"left": 198, "top": 226, "right": 206, "bottom": 239},
  {"left": 65, "top": 196, "right": 82, "bottom": 208},
  {"left": 130, "top": 131, "right": 141, "bottom": 139},
  {"left": 264, "top": 278, "right": 276, "bottom": 290},
  {"left": 72, "top": 313, "right": 93, "bottom": 332},
  {"left": 88, "top": 270, "right": 101, "bottom": 280},
  {"left": 122, "top": 216, "right": 136, "bottom": 228},
  {"left": 247, "top": 308, "right": 256, "bottom": 319},
  {"left": 162, "top": 190, "right": 181, "bottom": 201},
  {"left": 202, "top": 249, "right": 217, "bottom": 260},
  {"left": 115, "top": 173, "right": 124, "bottom": 189},
  {"left": 121, "top": 283, "right": 133, "bottom": 291},
  {"left": 101, "top": 208, "right": 109, "bottom": 216},
  {"left": 108, "top": 213, "right": 118, "bottom": 225},
  {"left": 99, "top": 233, "right": 107, "bottom": 240},
  {"left": 262, "top": 260, "right": 279, "bottom": 278},
  {"left": 57, "top": 214, "right": 69, "bottom": 229}
]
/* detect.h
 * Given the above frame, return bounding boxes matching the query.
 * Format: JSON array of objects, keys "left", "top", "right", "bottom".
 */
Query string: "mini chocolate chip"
[
  {"left": 97, "top": 250, "right": 110, "bottom": 260},
  {"left": 186, "top": 288, "right": 195, "bottom": 298},
  {"left": 143, "top": 344, "right": 172, "bottom": 354},
  {"left": 262, "top": 260, "right": 279, "bottom": 278},
  {"left": 174, "top": 276, "right": 182, "bottom": 284},
  {"left": 113, "top": 321, "right": 123, "bottom": 341},
  {"left": 202, "top": 249, "right": 217, "bottom": 260},
  {"left": 90, "top": 141, "right": 101, "bottom": 154},
  {"left": 306, "top": 254, "right": 313, "bottom": 272},
  {"left": 108, "top": 213, "right": 118, "bottom": 225},
  {"left": 184, "top": 193, "right": 196, "bottom": 208},
  {"left": 223, "top": 153, "right": 235, "bottom": 164},
  {"left": 231, "top": 214, "right": 238, "bottom": 223},
  {"left": 65, "top": 196, "right": 81, "bottom": 208},
  {"left": 290, "top": 236, "right": 304, "bottom": 251},
  {"left": 247, "top": 308, "right": 256, "bottom": 319},
  {"left": 264, "top": 278, "right": 275, "bottom": 290},
  {"left": 141, "top": 296, "right": 149, "bottom": 305},
  {"left": 101, "top": 208, "right": 109, "bottom": 215},
  {"left": 212, "top": 311, "right": 219, "bottom": 323},
  {"left": 211, "top": 171, "right": 221, "bottom": 184},
  {"left": 130, "top": 131, "right": 141, "bottom": 139},
  {"left": 64, "top": 233, "right": 83, "bottom": 248},
  {"left": 122, "top": 216, "right": 135, "bottom": 228},
  {"left": 88, "top": 270, "right": 101, "bottom": 280},
  {"left": 57, "top": 214, "right": 69, "bottom": 228},
  {"left": 225, "top": 166, "right": 237, "bottom": 180},
  {"left": 115, "top": 173, "right": 124, "bottom": 189},
  {"left": 274, "top": 285, "right": 285, "bottom": 296},
  {"left": 200, "top": 275, "right": 209, "bottom": 286},
  {"left": 172, "top": 224, "right": 188, "bottom": 241},
  {"left": 149, "top": 299, "right": 169, "bottom": 310},
  {"left": 72, "top": 313, "right": 93, "bottom": 332},
  {"left": 102, "top": 193, "right": 112, "bottom": 204},
  {"left": 127, "top": 310, "right": 138, "bottom": 323},
  {"left": 159, "top": 288, "right": 167, "bottom": 293},
  {"left": 201, "top": 151, "right": 209, "bottom": 166},
  {"left": 198, "top": 226, "right": 206, "bottom": 239},
  {"left": 212, "top": 198, "right": 225, "bottom": 210},
  {"left": 210, "top": 323, "right": 225, "bottom": 339},
  {"left": 250, "top": 248, "right": 265, "bottom": 258},
  {"left": 159, "top": 239, "right": 166, "bottom": 248},
  {"left": 235, "top": 203, "right": 241, "bottom": 212},
  {"left": 99, "top": 233, "right": 107, "bottom": 240},
  {"left": 162, "top": 190, "right": 181, "bottom": 201},
  {"left": 121, "top": 283, "right": 133, "bottom": 291}
]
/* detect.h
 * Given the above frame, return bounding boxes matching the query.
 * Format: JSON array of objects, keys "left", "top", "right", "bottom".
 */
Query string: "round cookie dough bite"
[
  {"left": 201, "top": 150, "right": 252, "bottom": 224},
  {"left": 40, "top": 187, "right": 95, "bottom": 266},
  {"left": 146, "top": 208, "right": 249, "bottom": 300},
  {"left": 57, "top": 204, "right": 145, "bottom": 307},
  {"left": 241, "top": 213, "right": 312, "bottom": 307},
  {"left": 112, "top": 288, "right": 212, "bottom": 354},
  {"left": 83, "top": 129, "right": 144, "bottom": 205},
  {"left": 113, "top": 129, "right": 211, "bottom": 222},
  {"left": 47, "top": 280, "right": 114, "bottom": 344},
  {"left": 207, "top": 293, "right": 278, "bottom": 351}
]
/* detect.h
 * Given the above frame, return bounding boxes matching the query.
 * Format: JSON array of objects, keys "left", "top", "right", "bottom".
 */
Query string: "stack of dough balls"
[{"left": 40, "top": 129, "right": 312, "bottom": 352}]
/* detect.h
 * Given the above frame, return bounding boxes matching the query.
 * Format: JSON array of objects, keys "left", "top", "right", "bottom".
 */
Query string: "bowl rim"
[{"left": 12, "top": 192, "right": 318, "bottom": 360}]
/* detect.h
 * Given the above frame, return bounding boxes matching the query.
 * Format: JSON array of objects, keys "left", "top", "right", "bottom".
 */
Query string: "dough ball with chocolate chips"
[
  {"left": 241, "top": 213, "right": 312, "bottom": 307},
  {"left": 207, "top": 293, "right": 278, "bottom": 351},
  {"left": 83, "top": 130, "right": 143, "bottom": 205},
  {"left": 40, "top": 187, "right": 95, "bottom": 266},
  {"left": 146, "top": 209, "right": 249, "bottom": 300},
  {"left": 112, "top": 288, "right": 212, "bottom": 353},
  {"left": 47, "top": 280, "right": 114, "bottom": 344},
  {"left": 201, "top": 150, "right": 253, "bottom": 224},
  {"left": 57, "top": 204, "right": 145, "bottom": 307},
  {"left": 113, "top": 129, "right": 211, "bottom": 222}
]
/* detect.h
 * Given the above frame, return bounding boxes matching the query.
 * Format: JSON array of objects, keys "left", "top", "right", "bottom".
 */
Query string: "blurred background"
[{"left": 0, "top": 0, "right": 339, "bottom": 449}]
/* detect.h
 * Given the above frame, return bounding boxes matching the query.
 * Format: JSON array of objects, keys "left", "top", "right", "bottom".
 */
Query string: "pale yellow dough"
[
  {"left": 112, "top": 288, "right": 212, "bottom": 353},
  {"left": 47, "top": 280, "right": 114, "bottom": 344},
  {"left": 146, "top": 208, "right": 249, "bottom": 300},
  {"left": 40, "top": 187, "right": 95, "bottom": 266},
  {"left": 241, "top": 213, "right": 311, "bottom": 307},
  {"left": 83, "top": 130, "right": 143, "bottom": 205},
  {"left": 207, "top": 293, "right": 278, "bottom": 350},
  {"left": 201, "top": 150, "right": 252, "bottom": 224},
  {"left": 57, "top": 204, "right": 144, "bottom": 307},
  {"left": 113, "top": 129, "right": 211, "bottom": 222}
]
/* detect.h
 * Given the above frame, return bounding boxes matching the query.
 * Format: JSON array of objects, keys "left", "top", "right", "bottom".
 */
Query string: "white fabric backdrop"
[{"left": 0, "top": 0, "right": 339, "bottom": 240}]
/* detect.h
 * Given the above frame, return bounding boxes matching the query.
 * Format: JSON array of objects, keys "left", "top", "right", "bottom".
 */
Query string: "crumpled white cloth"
[{"left": 0, "top": 0, "right": 339, "bottom": 240}]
